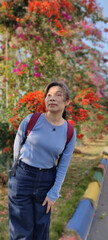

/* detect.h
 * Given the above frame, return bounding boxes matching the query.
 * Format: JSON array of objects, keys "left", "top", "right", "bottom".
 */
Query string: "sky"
[
  {"left": 83, "top": 0, "right": 108, "bottom": 64},
  {"left": 96, "top": 0, "right": 108, "bottom": 53}
]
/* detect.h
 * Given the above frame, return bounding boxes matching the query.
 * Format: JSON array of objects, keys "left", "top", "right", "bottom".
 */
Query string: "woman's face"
[{"left": 45, "top": 86, "right": 70, "bottom": 114}]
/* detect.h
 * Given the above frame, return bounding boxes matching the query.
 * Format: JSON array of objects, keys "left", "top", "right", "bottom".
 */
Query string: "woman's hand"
[{"left": 42, "top": 196, "right": 55, "bottom": 214}]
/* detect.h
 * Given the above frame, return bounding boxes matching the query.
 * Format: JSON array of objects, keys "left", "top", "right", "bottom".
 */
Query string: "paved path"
[{"left": 87, "top": 169, "right": 108, "bottom": 240}]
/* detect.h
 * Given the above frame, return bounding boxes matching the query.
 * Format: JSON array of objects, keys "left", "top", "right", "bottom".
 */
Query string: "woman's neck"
[{"left": 44, "top": 112, "right": 65, "bottom": 126}]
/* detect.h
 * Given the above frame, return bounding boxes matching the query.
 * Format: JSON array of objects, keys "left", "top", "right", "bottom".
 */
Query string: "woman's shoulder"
[
  {"left": 20, "top": 114, "right": 33, "bottom": 128},
  {"left": 23, "top": 113, "right": 33, "bottom": 122}
]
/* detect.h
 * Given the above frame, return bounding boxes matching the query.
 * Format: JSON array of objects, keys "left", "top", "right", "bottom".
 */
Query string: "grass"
[
  {"left": 50, "top": 157, "right": 102, "bottom": 240},
  {"left": 0, "top": 134, "right": 108, "bottom": 240},
  {"left": 0, "top": 187, "right": 9, "bottom": 240}
]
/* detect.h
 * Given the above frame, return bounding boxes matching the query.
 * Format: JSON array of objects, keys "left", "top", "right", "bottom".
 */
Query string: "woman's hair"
[{"left": 44, "top": 81, "right": 70, "bottom": 120}]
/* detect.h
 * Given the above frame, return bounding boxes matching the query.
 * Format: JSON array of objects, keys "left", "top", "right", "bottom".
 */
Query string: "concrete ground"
[{"left": 87, "top": 168, "right": 108, "bottom": 240}]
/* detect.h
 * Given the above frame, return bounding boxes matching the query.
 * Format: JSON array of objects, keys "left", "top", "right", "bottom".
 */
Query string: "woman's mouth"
[{"left": 49, "top": 103, "right": 57, "bottom": 107}]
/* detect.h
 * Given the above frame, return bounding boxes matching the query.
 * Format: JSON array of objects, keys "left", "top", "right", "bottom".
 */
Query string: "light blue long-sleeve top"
[{"left": 14, "top": 113, "right": 76, "bottom": 201}]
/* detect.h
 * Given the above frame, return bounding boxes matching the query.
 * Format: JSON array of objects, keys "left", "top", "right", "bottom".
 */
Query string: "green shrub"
[{"left": 0, "top": 122, "right": 9, "bottom": 150}]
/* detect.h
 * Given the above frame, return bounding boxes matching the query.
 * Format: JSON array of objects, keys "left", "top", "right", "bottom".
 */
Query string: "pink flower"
[
  {"left": 12, "top": 45, "right": 15, "bottom": 48},
  {"left": 62, "top": 11, "right": 72, "bottom": 21},
  {"left": 52, "top": 50, "right": 56, "bottom": 54},
  {"left": 18, "top": 66, "right": 21, "bottom": 71},
  {"left": 13, "top": 69, "right": 18, "bottom": 73},
  {"left": 57, "top": 38, "right": 62, "bottom": 43},
  {"left": 71, "top": 45, "right": 83, "bottom": 51},
  {"left": 34, "top": 72, "right": 42, "bottom": 78},
  {"left": 16, "top": 61, "right": 20, "bottom": 66},
  {"left": 53, "top": 32, "right": 57, "bottom": 37},
  {"left": 95, "top": 31, "right": 102, "bottom": 38},
  {"left": 22, "top": 64, "right": 27, "bottom": 69},
  {"left": 19, "top": 33, "right": 25, "bottom": 40},
  {"left": 97, "top": 89, "right": 104, "bottom": 98},
  {"left": 34, "top": 67, "right": 38, "bottom": 71},
  {"left": 35, "top": 36, "right": 43, "bottom": 42},
  {"left": 48, "top": 18, "right": 51, "bottom": 22},
  {"left": 0, "top": 210, "right": 6, "bottom": 215},
  {"left": 33, "top": 60, "right": 40, "bottom": 65}
]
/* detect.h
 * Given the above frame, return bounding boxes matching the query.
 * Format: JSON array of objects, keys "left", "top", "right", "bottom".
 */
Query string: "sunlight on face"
[
  {"left": 46, "top": 86, "right": 66, "bottom": 101},
  {"left": 45, "top": 86, "right": 69, "bottom": 114}
]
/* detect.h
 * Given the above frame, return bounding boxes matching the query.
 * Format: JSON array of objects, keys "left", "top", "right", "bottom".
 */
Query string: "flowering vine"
[{"left": 0, "top": 0, "right": 108, "bottom": 154}]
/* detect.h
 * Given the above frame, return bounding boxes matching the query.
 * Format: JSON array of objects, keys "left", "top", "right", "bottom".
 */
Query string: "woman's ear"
[{"left": 65, "top": 99, "right": 70, "bottom": 107}]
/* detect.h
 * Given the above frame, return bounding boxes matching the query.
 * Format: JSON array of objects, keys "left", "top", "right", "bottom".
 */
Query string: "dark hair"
[{"left": 44, "top": 81, "right": 70, "bottom": 120}]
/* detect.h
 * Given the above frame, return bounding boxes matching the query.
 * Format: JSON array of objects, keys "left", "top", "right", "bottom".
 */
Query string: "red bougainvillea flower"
[
  {"left": 79, "top": 108, "right": 89, "bottom": 121},
  {"left": 81, "top": 98, "right": 90, "bottom": 105},
  {"left": 6, "top": 139, "right": 10, "bottom": 144},
  {"left": 104, "top": 28, "right": 108, "bottom": 32},
  {"left": 2, "top": 2, "right": 10, "bottom": 9},
  {"left": 96, "top": 114, "right": 104, "bottom": 121},
  {"left": 3, "top": 146, "right": 11, "bottom": 153},
  {"left": 74, "top": 88, "right": 102, "bottom": 111},
  {"left": 9, "top": 91, "right": 46, "bottom": 131},
  {"left": 77, "top": 134, "right": 84, "bottom": 139},
  {"left": 80, "top": 0, "right": 98, "bottom": 13},
  {"left": 68, "top": 119, "right": 76, "bottom": 126},
  {"left": 28, "top": 0, "right": 74, "bottom": 34}
]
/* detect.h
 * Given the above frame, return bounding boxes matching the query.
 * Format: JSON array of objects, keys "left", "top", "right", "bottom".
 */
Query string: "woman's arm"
[
  {"left": 13, "top": 114, "right": 33, "bottom": 162},
  {"left": 47, "top": 128, "right": 76, "bottom": 201}
]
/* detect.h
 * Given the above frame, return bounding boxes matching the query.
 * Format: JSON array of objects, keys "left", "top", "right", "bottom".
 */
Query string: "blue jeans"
[{"left": 8, "top": 161, "right": 56, "bottom": 240}]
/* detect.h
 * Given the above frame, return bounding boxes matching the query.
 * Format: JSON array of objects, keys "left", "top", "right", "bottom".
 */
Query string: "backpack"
[
  {"left": 26, "top": 112, "right": 74, "bottom": 144},
  {"left": 12, "top": 112, "right": 74, "bottom": 176}
]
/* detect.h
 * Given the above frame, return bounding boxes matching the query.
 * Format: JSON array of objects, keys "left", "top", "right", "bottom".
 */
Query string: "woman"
[{"left": 8, "top": 81, "right": 76, "bottom": 240}]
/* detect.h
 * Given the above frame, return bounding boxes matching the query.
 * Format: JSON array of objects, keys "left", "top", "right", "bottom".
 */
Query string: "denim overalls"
[{"left": 8, "top": 161, "right": 56, "bottom": 240}]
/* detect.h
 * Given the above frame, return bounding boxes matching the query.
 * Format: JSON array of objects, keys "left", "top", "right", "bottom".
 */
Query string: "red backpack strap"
[
  {"left": 66, "top": 121, "right": 74, "bottom": 145},
  {"left": 27, "top": 112, "right": 42, "bottom": 136},
  {"left": 12, "top": 112, "right": 42, "bottom": 176},
  {"left": 57, "top": 121, "right": 74, "bottom": 167}
]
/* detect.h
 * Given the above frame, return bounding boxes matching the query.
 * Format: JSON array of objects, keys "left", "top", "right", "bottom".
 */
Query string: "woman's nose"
[
  {"left": 50, "top": 98, "right": 55, "bottom": 102},
  {"left": 50, "top": 95, "right": 56, "bottom": 101}
]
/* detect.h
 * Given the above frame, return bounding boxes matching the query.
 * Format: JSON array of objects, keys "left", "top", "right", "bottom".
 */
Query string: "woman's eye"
[
  {"left": 56, "top": 93, "right": 62, "bottom": 97},
  {"left": 46, "top": 92, "right": 62, "bottom": 97}
]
